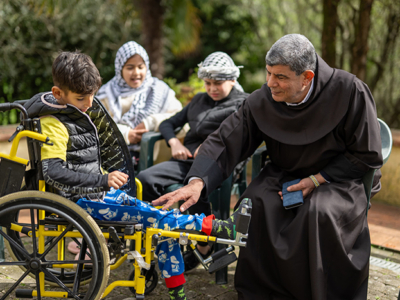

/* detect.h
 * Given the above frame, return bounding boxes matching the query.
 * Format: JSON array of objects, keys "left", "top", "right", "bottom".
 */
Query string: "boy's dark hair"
[{"left": 52, "top": 51, "right": 102, "bottom": 95}]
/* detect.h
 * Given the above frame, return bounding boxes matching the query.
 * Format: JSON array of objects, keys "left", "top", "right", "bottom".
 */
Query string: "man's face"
[
  {"left": 204, "top": 78, "right": 235, "bottom": 101},
  {"left": 52, "top": 87, "right": 94, "bottom": 113},
  {"left": 122, "top": 54, "right": 147, "bottom": 89},
  {"left": 266, "top": 65, "right": 312, "bottom": 104}
]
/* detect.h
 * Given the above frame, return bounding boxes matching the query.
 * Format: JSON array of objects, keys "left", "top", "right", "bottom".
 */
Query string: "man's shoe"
[{"left": 183, "top": 245, "right": 212, "bottom": 272}]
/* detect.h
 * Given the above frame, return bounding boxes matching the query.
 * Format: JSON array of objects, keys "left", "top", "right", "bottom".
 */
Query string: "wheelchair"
[{"left": 0, "top": 99, "right": 251, "bottom": 300}]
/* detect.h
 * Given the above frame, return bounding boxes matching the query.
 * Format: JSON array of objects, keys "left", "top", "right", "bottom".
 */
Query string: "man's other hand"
[
  {"left": 152, "top": 179, "right": 203, "bottom": 212},
  {"left": 278, "top": 173, "right": 326, "bottom": 200},
  {"left": 108, "top": 171, "right": 129, "bottom": 189}
]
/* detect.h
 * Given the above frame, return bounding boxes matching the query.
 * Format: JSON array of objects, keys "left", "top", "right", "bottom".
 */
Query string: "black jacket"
[
  {"left": 159, "top": 87, "right": 248, "bottom": 154},
  {"left": 25, "top": 92, "right": 108, "bottom": 201}
]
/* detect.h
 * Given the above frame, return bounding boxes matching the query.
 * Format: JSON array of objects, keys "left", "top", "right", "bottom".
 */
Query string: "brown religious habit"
[{"left": 186, "top": 55, "right": 383, "bottom": 300}]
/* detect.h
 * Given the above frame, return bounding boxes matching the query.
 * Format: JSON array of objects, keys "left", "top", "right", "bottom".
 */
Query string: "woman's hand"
[
  {"left": 278, "top": 173, "right": 326, "bottom": 200},
  {"left": 108, "top": 171, "right": 129, "bottom": 189},
  {"left": 128, "top": 123, "right": 148, "bottom": 144},
  {"left": 169, "top": 138, "right": 193, "bottom": 160}
]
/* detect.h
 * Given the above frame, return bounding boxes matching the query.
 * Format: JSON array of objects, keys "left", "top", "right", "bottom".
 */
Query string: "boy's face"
[
  {"left": 122, "top": 54, "right": 147, "bottom": 89},
  {"left": 52, "top": 86, "right": 94, "bottom": 113},
  {"left": 204, "top": 78, "right": 235, "bottom": 101}
]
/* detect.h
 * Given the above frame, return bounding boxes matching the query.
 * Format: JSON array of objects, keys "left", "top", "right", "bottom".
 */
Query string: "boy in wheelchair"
[{"left": 23, "top": 51, "right": 250, "bottom": 300}]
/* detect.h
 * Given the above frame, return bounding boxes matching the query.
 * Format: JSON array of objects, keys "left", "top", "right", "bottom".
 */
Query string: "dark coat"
[
  {"left": 159, "top": 87, "right": 248, "bottom": 154},
  {"left": 187, "top": 56, "right": 383, "bottom": 299},
  {"left": 25, "top": 93, "right": 137, "bottom": 201}
]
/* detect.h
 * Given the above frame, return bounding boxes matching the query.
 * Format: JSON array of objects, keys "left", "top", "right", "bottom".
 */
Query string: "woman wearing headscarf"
[
  {"left": 96, "top": 41, "right": 182, "bottom": 150},
  {"left": 137, "top": 52, "right": 249, "bottom": 285}
]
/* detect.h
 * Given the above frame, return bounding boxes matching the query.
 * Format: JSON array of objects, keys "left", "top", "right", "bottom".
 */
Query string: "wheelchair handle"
[{"left": 0, "top": 102, "right": 28, "bottom": 120}]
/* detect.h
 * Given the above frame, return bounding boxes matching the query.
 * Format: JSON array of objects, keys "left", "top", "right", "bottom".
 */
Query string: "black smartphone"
[{"left": 282, "top": 179, "right": 303, "bottom": 209}]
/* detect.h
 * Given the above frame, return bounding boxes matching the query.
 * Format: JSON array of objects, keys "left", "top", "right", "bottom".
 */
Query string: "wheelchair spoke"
[
  {"left": 30, "top": 209, "right": 38, "bottom": 257},
  {"left": 39, "top": 223, "right": 73, "bottom": 260},
  {"left": 44, "top": 236, "right": 56, "bottom": 247},
  {"left": 42, "top": 260, "right": 92, "bottom": 265},
  {"left": 72, "top": 240, "right": 88, "bottom": 295},
  {"left": 0, "top": 261, "right": 28, "bottom": 266},
  {"left": 41, "top": 268, "right": 82, "bottom": 300},
  {"left": 0, "top": 230, "right": 31, "bottom": 260},
  {"left": 0, "top": 268, "right": 30, "bottom": 300},
  {"left": 35, "top": 271, "right": 42, "bottom": 300}
]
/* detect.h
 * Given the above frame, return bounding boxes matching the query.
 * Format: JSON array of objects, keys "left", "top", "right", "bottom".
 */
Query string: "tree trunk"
[
  {"left": 369, "top": 11, "right": 400, "bottom": 93},
  {"left": 321, "top": 0, "right": 341, "bottom": 68},
  {"left": 350, "top": 0, "right": 374, "bottom": 81},
  {"left": 136, "top": 0, "right": 165, "bottom": 79}
]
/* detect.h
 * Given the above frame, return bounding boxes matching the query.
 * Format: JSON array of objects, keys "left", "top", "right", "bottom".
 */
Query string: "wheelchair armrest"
[
  {"left": 251, "top": 145, "right": 267, "bottom": 180},
  {"left": 14, "top": 100, "right": 29, "bottom": 105}
]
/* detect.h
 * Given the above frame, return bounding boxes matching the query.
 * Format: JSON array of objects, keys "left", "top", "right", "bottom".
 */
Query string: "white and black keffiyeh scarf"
[
  {"left": 97, "top": 41, "right": 170, "bottom": 128},
  {"left": 197, "top": 51, "right": 244, "bottom": 92}
]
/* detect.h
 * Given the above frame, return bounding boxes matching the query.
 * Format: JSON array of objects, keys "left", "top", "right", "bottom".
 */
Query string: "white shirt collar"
[{"left": 285, "top": 78, "right": 314, "bottom": 106}]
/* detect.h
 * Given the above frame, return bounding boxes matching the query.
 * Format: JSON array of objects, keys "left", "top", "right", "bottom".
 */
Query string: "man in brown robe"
[{"left": 153, "top": 34, "right": 383, "bottom": 300}]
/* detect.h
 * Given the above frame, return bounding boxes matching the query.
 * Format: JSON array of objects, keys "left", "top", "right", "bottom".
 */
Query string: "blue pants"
[{"left": 76, "top": 188, "right": 205, "bottom": 278}]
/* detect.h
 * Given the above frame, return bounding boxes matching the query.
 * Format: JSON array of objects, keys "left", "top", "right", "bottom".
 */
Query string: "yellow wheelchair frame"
[{"left": 0, "top": 103, "right": 250, "bottom": 300}]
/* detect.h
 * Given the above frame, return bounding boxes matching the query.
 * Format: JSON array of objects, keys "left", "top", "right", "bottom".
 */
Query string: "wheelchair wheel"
[
  {"left": 5, "top": 210, "right": 95, "bottom": 287},
  {"left": 128, "top": 266, "right": 158, "bottom": 295},
  {"left": 0, "top": 191, "right": 110, "bottom": 300}
]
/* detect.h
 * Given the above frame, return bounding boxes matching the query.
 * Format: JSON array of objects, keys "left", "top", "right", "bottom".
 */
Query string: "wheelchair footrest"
[{"left": 208, "top": 252, "right": 237, "bottom": 274}]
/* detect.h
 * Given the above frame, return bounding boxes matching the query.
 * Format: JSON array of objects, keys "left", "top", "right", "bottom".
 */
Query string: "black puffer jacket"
[
  {"left": 160, "top": 87, "right": 248, "bottom": 154},
  {"left": 25, "top": 92, "right": 108, "bottom": 201}
]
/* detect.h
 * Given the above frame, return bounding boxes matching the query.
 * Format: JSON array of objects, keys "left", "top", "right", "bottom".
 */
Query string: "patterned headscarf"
[
  {"left": 97, "top": 41, "right": 171, "bottom": 128},
  {"left": 197, "top": 51, "right": 244, "bottom": 92}
]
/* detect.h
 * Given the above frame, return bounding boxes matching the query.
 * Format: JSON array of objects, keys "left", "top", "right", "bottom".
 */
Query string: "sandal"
[{"left": 67, "top": 238, "right": 82, "bottom": 254}]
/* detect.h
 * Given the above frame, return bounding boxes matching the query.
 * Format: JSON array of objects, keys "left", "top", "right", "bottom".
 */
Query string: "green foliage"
[
  {"left": 0, "top": 0, "right": 140, "bottom": 124},
  {"left": 164, "top": 0, "right": 201, "bottom": 56},
  {"left": 1, "top": 0, "right": 399, "bottom": 127},
  {"left": 164, "top": 70, "right": 205, "bottom": 105}
]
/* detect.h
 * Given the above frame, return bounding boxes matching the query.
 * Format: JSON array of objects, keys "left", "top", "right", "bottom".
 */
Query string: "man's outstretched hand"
[{"left": 152, "top": 179, "right": 204, "bottom": 212}]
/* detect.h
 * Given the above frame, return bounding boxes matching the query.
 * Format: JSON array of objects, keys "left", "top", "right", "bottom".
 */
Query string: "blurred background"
[{"left": 1, "top": 0, "right": 400, "bottom": 128}]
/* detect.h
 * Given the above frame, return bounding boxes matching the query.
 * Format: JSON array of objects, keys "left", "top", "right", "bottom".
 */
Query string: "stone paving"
[{"left": 1, "top": 245, "right": 400, "bottom": 299}]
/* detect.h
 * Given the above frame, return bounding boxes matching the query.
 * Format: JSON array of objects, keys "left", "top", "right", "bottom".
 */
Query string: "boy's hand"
[
  {"left": 108, "top": 171, "right": 129, "bottom": 189},
  {"left": 169, "top": 138, "right": 192, "bottom": 160}
]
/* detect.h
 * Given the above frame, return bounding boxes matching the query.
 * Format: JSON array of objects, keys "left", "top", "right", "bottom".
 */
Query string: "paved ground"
[
  {"left": 1, "top": 244, "right": 400, "bottom": 300},
  {"left": 369, "top": 201, "right": 400, "bottom": 252}
]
